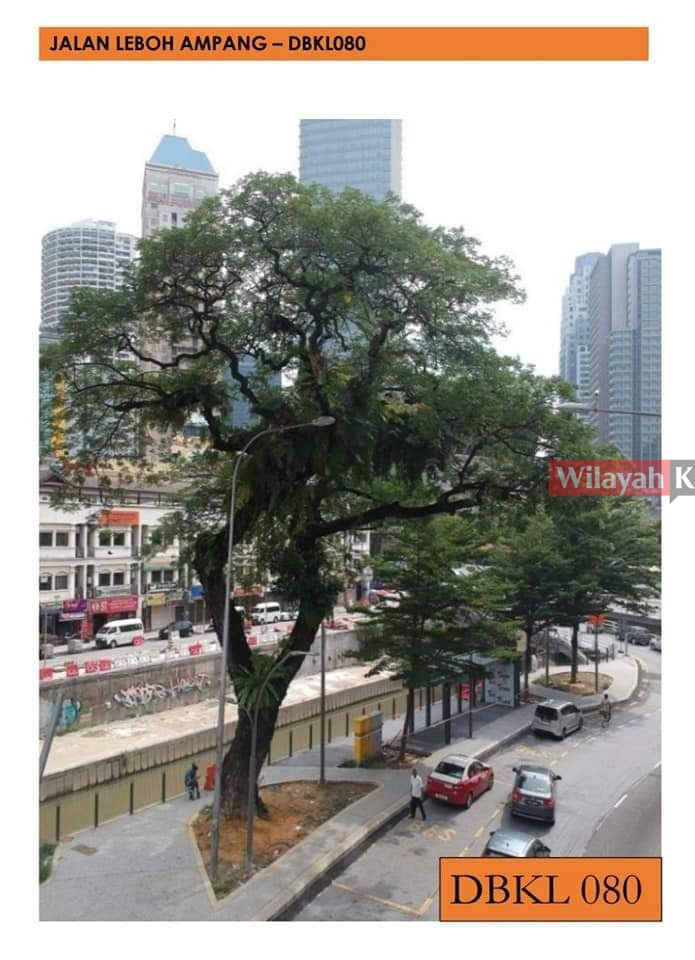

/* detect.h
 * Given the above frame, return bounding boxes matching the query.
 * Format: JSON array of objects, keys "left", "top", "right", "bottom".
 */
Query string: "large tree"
[
  {"left": 48, "top": 173, "right": 575, "bottom": 817},
  {"left": 360, "top": 515, "right": 514, "bottom": 758}
]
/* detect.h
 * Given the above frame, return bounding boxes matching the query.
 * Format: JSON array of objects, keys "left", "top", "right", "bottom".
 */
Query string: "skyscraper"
[
  {"left": 41, "top": 220, "right": 137, "bottom": 344},
  {"left": 299, "top": 119, "right": 402, "bottom": 199},
  {"left": 559, "top": 252, "right": 603, "bottom": 410},
  {"left": 141, "top": 134, "right": 218, "bottom": 238},
  {"left": 586, "top": 244, "right": 661, "bottom": 459}
]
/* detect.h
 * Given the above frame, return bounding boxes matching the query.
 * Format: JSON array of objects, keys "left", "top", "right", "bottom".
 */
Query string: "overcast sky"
[{"left": 32, "top": 6, "right": 664, "bottom": 379}]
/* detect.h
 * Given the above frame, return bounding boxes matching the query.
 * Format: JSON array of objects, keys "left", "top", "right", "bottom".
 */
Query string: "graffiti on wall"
[
  {"left": 59, "top": 697, "right": 82, "bottom": 730},
  {"left": 112, "top": 674, "right": 211, "bottom": 709}
]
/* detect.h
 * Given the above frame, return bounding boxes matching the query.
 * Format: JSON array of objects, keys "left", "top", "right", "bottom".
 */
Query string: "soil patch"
[
  {"left": 339, "top": 743, "right": 430, "bottom": 769},
  {"left": 193, "top": 780, "right": 376, "bottom": 899},
  {"left": 536, "top": 671, "right": 612, "bottom": 696}
]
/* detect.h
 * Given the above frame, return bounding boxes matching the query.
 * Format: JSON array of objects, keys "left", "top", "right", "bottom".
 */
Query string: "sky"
[{"left": 31, "top": 7, "right": 664, "bottom": 380}]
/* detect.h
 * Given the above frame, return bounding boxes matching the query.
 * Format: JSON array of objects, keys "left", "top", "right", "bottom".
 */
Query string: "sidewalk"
[{"left": 40, "top": 656, "right": 640, "bottom": 921}]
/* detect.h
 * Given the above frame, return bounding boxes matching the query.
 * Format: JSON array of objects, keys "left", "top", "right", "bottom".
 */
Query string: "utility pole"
[{"left": 320, "top": 619, "right": 326, "bottom": 785}]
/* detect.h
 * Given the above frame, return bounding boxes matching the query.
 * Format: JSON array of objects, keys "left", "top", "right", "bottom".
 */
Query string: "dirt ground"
[
  {"left": 339, "top": 743, "right": 429, "bottom": 769},
  {"left": 193, "top": 780, "right": 375, "bottom": 898},
  {"left": 539, "top": 671, "right": 611, "bottom": 696}
]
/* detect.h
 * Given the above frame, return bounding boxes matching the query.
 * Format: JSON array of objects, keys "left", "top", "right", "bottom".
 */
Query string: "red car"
[{"left": 425, "top": 754, "right": 494, "bottom": 809}]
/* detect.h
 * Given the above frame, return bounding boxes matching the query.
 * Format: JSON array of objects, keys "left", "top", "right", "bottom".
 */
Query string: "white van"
[
  {"left": 250, "top": 602, "right": 281, "bottom": 625},
  {"left": 95, "top": 618, "right": 145, "bottom": 649}
]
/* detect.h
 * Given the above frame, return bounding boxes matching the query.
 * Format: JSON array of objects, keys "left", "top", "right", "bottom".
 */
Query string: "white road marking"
[
  {"left": 614, "top": 793, "right": 628, "bottom": 809},
  {"left": 585, "top": 736, "right": 596, "bottom": 743},
  {"left": 653, "top": 761, "right": 661, "bottom": 769}
]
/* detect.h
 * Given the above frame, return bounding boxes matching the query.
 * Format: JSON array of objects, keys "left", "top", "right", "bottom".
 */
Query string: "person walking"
[
  {"left": 409, "top": 768, "right": 426, "bottom": 820},
  {"left": 185, "top": 762, "right": 200, "bottom": 800},
  {"left": 599, "top": 693, "right": 612, "bottom": 729}
]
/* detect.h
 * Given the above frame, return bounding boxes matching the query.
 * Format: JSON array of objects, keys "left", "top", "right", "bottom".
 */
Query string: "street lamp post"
[
  {"left": 208, "top": 415, "right": 335, "bottom": 885},
  {"left": 320, "top": 619, "right": 326, "bottom": 785},
  {"left": 557, "top": 400, "right": 661, "bottom": 419}
]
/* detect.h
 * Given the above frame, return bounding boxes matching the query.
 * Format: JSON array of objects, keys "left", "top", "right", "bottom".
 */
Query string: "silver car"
[
  {"left": 511, "top": 764, "right": 562, "bottom": 824},
  {"left": 532, "top": 699, "right": 583, "bottom": 740},
  {"left": 482, "top": 829, "right": 551, "bottom": 858}
]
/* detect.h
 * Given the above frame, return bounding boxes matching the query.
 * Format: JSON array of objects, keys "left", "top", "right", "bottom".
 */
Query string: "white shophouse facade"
[{"left": 39, "top": 471, "right": 198, "bottom": 639}]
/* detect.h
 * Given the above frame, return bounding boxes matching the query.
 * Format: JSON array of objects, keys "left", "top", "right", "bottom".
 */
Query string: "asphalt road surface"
[{"left": 293, "top": 649, "right": 660, "bottom": 921}]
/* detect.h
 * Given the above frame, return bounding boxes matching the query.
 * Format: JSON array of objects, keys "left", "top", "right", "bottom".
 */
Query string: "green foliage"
[
  {"left": 361, "top": 515, "right": 517, "bottom": 688},
  {"left": 39, "top": 843, "right": 56, "bottom": 884}
]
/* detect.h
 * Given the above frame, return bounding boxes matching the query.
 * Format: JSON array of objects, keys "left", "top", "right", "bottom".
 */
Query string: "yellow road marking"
[
  {"left": 418, "top": 896, "right": 434, "bottom": 916},
  {"left": 332, "top": 880, "right": 427, "bottom": 916}
]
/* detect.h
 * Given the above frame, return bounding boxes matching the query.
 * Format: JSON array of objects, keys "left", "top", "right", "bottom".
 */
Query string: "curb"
[{"left": 254, "top": 791, "right": 410, "bottom": 921}]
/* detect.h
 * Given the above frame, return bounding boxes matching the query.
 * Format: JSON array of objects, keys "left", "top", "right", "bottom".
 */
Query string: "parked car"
[
  {"left": 532, "top": 700, "right": 583, "bottom": 740},
  {"left": 158, "top": 619, "right": 193, "bottom": 641},
  {"left": 482, "top": 829, "right": 551, "bottom": 858},
  {"left": 627, "top": 629, "right": 653, "bottom": 646},
  {"left": 511, "top": 764, "right": 562, "bottom": 824},
  {"left": 425, "top": 755, "right": 494, "bottom": 809},
  {"left": 649, "top": 636, "right": 661, "bottom": 652}
]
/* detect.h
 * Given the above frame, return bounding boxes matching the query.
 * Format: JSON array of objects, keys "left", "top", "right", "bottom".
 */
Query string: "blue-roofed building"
[
  {"left": 148, "top": 134, "right": 217, "bottom": 175},
  {"left": 141, "top": 133, "right": 218, "bottom": 238}
]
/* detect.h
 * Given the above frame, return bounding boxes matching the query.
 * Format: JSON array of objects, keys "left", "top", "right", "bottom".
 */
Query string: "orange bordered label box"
[{"left": 439, "top": 858, "right": 661, "bottom": 922}]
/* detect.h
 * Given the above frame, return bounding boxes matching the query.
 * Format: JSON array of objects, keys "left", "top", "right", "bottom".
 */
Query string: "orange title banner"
[
  {"left": 39, "top": 27, "right": 649, "bottom": 61},
  {"left": 440, "top": 857, "right": 661, "bottom": 921}
]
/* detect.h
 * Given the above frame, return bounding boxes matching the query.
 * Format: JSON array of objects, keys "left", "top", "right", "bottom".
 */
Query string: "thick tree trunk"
[
  {"left": 570, "top": 621, "right": 579, "bottom": 683},
  {"left": 194, "top": 526, "right": 327, "bottom": 819}
]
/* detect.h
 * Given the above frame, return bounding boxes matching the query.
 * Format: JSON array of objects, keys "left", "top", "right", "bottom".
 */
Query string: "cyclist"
[{"left": 599, "top": 693, "right": 612, "bottom": 729}]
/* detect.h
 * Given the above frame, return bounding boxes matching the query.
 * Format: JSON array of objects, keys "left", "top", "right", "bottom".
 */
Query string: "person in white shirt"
[{"left": 409, "top": 768, "right": 426, "bottom": 820}]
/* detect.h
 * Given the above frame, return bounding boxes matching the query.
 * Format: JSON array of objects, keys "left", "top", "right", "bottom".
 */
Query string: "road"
[{"left": 292, "top": 648, "right": 660, "bottom": 921}]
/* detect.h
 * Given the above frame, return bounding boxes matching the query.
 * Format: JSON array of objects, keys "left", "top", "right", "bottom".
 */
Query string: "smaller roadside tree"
[
  {"left": 359, "top": 515, "right": 515, "bottom": 758},
  {"left": 485, "top": 506, "right": 575, "bottom": 697},
  {"left": 548, "top": 495, "right": 660, "bottom": 681}
]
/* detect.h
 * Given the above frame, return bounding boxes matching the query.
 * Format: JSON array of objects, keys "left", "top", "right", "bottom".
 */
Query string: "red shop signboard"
[{"left": 88, "top": 597, "right": 138, "bottom": 615}]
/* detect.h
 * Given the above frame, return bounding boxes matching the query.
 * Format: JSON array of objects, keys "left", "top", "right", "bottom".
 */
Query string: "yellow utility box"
[{"left": 353, "top": 711, "right": 383, "bottom": 764}]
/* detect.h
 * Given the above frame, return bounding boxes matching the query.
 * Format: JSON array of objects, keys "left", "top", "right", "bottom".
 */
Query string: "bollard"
[
  {"left": 129, "top": 782, "right": 135, "bottom": 815},
  {"left": 288, "top": 730, "right": 293, "bottom": 758},
  {"left": 345, "top": 713, "right": 349, "bottom": 736},
  {"left": 392, "top": 698, "right": 396, "bottom": 720},
  {"left": 94, "top": 792, "right": 100, "bottom": 828},
  {"left": 328, "top": 718, "right": 332, "bottom": 743},
  {"left": 161, "top": 771, "right": 166, "bottom": 803},
  {"left": 309, "top": 724, "right": 313, "bottom": 751},
  {"left": 55, "top": 805, "right": 61, "bottom": 843}
]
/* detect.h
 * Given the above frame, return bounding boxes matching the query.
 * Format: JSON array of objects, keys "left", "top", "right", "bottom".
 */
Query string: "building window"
[
  {"left": 40, "top": 531, "right": 53, "bottom": 547},
  {"left": 54, "top": 575, "right": 69, "bottom": 590},
  {"left": 171, "top": 212, "right": 178, "bottom": 226},
  {"left": 99, "top": 530, "right": 111, "bottom": 546},
  {"left": 112, "top": 532, "right": 126, "bottom": 547},
  {"left": 55, "top": 532, "right": 69, "bottom": 547},
  {"left": 98, "top": 571, "right": 111, "bottom": 586},
  {"left": 151, "top": 570, "right": 162, "bottom": 584},
  {"left": 113, "top": 571, "right": 125, "bottom": 586},
  {"left": 163, "top": 570, "right": 175, "bottom": 583},
  {"left": 39, "top": 575, "right": 52, "bottom": 591}
]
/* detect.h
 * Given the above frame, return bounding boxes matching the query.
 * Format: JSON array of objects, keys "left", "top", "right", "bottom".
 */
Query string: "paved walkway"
[{"left": 40, "top": 656, "right": 639, "bottom": 921}]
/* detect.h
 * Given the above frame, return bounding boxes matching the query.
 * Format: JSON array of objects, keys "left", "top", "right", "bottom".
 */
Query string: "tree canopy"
[{"left": 46, "top": 172, "right": 587, "bottom": 813}]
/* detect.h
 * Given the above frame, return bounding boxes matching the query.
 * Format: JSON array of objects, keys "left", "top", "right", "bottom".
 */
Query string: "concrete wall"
[
  {"left": 39, "top": 673, "right": 420, "bottom": 842},
  {"left": 39, "top": 628, "right": 366, "bottom": 731}
]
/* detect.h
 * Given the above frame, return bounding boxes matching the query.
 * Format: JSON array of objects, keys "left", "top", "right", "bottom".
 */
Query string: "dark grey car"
[
  {"left": 511, "top": 764, "right": 561, "bottom": 824},
  {"left": 482, "top": 829, "right": 551, "bottom": 858}
]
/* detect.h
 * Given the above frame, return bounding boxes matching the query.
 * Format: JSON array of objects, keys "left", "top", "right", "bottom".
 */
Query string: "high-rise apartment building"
[
  {"left": 585, "top": 244, "right": 661, "bottom": 459},
  {"left": 299, "top": 119, "right": 402, "bottom": 199},
  {"left": 41, "top": 220, "right": 137, "bottom": 344},
  {"left": 559, "top": 252, "right": 603, "bottom": 409}
]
